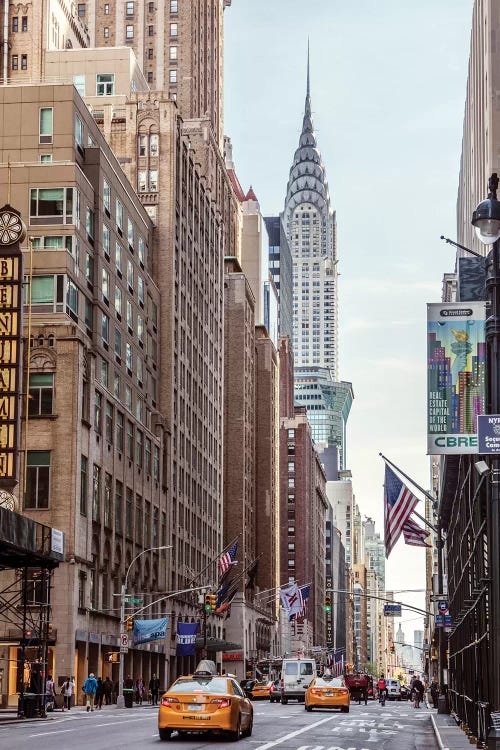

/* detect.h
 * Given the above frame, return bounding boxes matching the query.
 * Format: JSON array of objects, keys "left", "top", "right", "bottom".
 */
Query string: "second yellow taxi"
[
  {"left": 251, "top": 680, "right": 273, "bottom": 699},
  {"left": 158, "top": 660, "right": 253, "bottom": 741},
  {"left": 305, "top": 673, "right": 350, "bottom": 712}
]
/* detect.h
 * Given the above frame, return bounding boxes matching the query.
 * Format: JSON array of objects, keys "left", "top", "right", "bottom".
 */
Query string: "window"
[
  {"left": 138, "top": 237, "right": 145, "bottom": 267},
  {"left": 103, "top": 224, "right": 110, "bottom": 259},
  {"left": 101, "top": 312, "right": 109, "bottom": 345},
  {"left": 126, "top": 342, "right": 132, "bottom": 372},
  {"left": 126, "top": 300, "right": 133, "bottom": 331},
  {"left": 104, "top": 3, "right": 109, "bottom": 13},
  {"left": 86, "top": 207, "right": 94, "bottom": 241},
  {"left": 103, "top": 179, "right": 111, "bottom": 213},
  {"left": 169, "top": 69, "right": 177, "bottom": 83},
  {"left": 126, "top": 25, "right": 134, "bottom": 39},
  {"left": 148, "top": 25, "right": 154, "bottom": 36},
  {"left": 75, "top": 114, "right": 84, "bottom": 147},
  {"left": 11, "top": 55, "right": 18, "bottom": 70},
  {"left": 145, "top": 438, "right": 152, "bottom": 475},
  {"left": 137, "top": 355, "right": 143, "bottom": 386},
  {"left": 138, "top": 134, "right": 147, "bottom": 156},
  {"left": 148, "top": 48, "right": 153, "bottom": 60},
  {"left": 26, "top": 275, "right": 54, "bottom": 305},
  {"left": 115, "top": 481, "right": 123, "bottom": 535},
  {"left": 126, "top": 1, "right": 134, "bottom": 15},
  {"left": 105, "top": 401, "right": 113, "bottom": 443},
  {"left": 116, "top": 199, "right": 123, "bottom": 231},
  {"left": 114, "top": 327, "right": 122, "bottom": 359},
  {"left": 126, "top": 421, "right": 134, "bottom": 460},
  {"left": 138, "top": 276, "right": 144, "bottom": 305},
  {"left": 136, "top": 429, "right": 143, "bottom": 468},
  {"left": 170, "top": 0, "right": 178, "bottom": 11},
  {"left": 94, "top": 391, "right": 102, "bottom": 433},
  {"left": 137, "top": 314, "right": 144, "bottom": 345},
  {"left": 22, "top": 16, "right": 28, "bottom": 32},
  {"left": 85, "top": 252, "right": 93, "bottom": 285},
  {"left": 21, "top": 54, "right": 27, "bottom": 70},
  {"left": 125, "top": 385, "right": 132, "bottom": 409},
  {"left": 39, "top": 108, "right": 53, "bottom": 144},
  {"left": 102, "top": 267, "right": 109, "bottom": 302},
  {"left": 66, "top": 278, "right": 79, "bottom": 319},
  {"left": 73, "top": 74, "right": 85, "bottom": 96},
  {"left": 147, "top": 71, "right": 153, "bottom": 84},
  {"left": 127, "top": 218, "right": 134, "bottom": 248},
  {"left": 153, "top": 445, "right": 159, "bottom": 481},
  {"left": 77, "top": 3, "right": 86, "bottom": 17},
  {"left": 170, "top": 23, "right": 178, "bottom": 36},
  {"left": 25, "top": 451, "right": 50, "bottom": 509},
  {"left": 116, "top": 242, "right": 123, "bottom": 275},
  {"left": 28, "top": 373, "right": 54, "bottom": 415},
  {"left": 149, "top": 170, "right": 158, "bottom": 192},
  {"left": 96, "top": 73, "right": 114, "bottom": 96},
  {"left": 138, "top": 171, "right": 147, "bottom": 193},
  {"left": 30, "top": 187, "right": 75, "bottom": 224},
  {"left": 126, "top": 488, "right": 133, "bottom": 538},
  {"left": 12, "top": 17, "right": 18, "bottom": 32},
  {"left": 114, "top": 285, "right": 122, "bottom": 316},
  {"left": 103, "top": 27, "right": 109, "bottom": 38},
  {"left": 169, "top": 46, "right": 177, "bottom": 60},
  {"left": 92, "top": 464, "right": 101, "bottom": 521},
  {"left": 116, "top": 411, "right": 124, "bottom": 451},
  {"left": 40, "top": 154, "right": 52, "bottom": 163},
  {"left": 80, "top": 455, "right": 88, "bottom": 515},
  {"left": 100, "top": 358, "right": 108, "bottom": 388},
  {"left": 149, "top": 133, "right": 158, "bottom": 156},
  {"left": 127, "top": 260, "right": 134, "bottom": 291}
]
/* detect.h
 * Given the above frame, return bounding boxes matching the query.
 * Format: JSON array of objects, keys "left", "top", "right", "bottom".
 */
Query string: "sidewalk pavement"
[
  {"left": 0, "top": 702, "right": 158, "bottom": 725},
  {"left": 430, "top": 709, "right": 481, "bottom": 750}
]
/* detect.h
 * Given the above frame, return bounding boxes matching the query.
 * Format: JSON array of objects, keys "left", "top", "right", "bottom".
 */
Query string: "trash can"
[
  {"left": 123, "top": 689, "right": 134, "bottom": 708},
  {"left": 19, "top": 693, "right": 37, "bottom": 718}
]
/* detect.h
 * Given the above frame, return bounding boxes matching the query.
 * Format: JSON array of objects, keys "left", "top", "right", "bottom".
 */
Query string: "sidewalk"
[
  {"left": 0, "top": 702, "right": 158, "bottom": 725},
  {"left": 430, "top": 710, "right": 480, "bottom": 750}
]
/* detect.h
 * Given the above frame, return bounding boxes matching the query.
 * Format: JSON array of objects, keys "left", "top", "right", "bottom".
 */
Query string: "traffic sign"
[
  {"left": 120, "top": 647, "right": 128, "bottom": 654},
  {"left": 437, "top": 600, "right": 449, "bottom": 613},
  {"left": 120, "top": 633, "right": 129, "bottom": 648},
  {"left": 436, "top": 614, "right": 444, "bottom": 626},
  {"left": 125, "top": 597, "right": 143, "bottom": 604}
]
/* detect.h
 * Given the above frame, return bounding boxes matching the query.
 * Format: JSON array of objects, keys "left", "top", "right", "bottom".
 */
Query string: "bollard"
[{"left": 438, "top": 694, "right": 449, "bottom": 714}]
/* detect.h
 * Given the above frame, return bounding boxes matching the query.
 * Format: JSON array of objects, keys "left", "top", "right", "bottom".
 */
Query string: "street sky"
[{"left": 224, "top": 0, "right": 475, "bottom": 630}]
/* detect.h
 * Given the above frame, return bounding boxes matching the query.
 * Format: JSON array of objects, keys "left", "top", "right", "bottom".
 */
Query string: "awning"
[
  {"left": 195, "top": 636, "right": 242, "bottom": 652},
  {"left": 0, "top": 506, "right": 64, "bottom": 569}
]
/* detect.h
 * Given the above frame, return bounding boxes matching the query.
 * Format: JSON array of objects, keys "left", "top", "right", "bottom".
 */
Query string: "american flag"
[
  {"left": 384, "top": 464, "right": 419, "bottom": 557},
  {"left": 218, "top": 542, "right": 238, "bottom": 576},
  {"left": 289, "top": 584, "right": 310, "bottom": 622},
  {"left": 327, "top": 649, "right": 344, "bottom": 677},
  {"left": 402, "top": 517, "right": 430, "bottom": 547}
]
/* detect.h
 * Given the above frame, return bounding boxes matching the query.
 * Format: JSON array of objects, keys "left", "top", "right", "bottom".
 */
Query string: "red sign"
[{"left": 222, "top": 652, "right": 243, "bottom": 661}]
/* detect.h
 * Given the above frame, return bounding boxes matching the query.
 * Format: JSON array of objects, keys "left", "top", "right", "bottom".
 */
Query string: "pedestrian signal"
[
  {"left": 325, "top": 594, "right": 332, "bottom": 613},
  {"left": 126, "top": 617, "right": 134, "bottom": 631},
  {"left": 107, "top": 652, "right": 119, "bottom": 663},
  {"left": 204, "top": 593, "right": 212, "bottom": 612}
]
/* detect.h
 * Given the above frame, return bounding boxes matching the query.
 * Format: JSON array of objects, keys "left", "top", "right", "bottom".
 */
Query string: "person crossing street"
[{"left": 83, "top": 672, "right": 98, "bottom": 712}]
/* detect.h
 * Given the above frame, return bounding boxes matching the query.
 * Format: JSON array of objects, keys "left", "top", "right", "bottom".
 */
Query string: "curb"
[{"left": 430, "top": 712, "right": 450, "bottom": 750}]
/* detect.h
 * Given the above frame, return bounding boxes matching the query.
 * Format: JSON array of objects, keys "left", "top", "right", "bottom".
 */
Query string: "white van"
[
  {"left": 280, "top": 658, "right": 316, "bottom": 704},
  {"left": 386, "top": 678, "right": 401, "bottom": 700}
]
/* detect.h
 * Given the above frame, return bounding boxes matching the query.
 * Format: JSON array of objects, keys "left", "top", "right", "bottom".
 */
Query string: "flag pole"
[
  {"left": 188, "top": 534, "right": 241, "bottom": 587},
  {"left": 380, "top": 452, "right": 438, "bottom": 533}
]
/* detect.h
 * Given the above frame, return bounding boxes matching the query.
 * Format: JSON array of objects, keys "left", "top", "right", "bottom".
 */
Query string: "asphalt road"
[{"left": 0, "top": 698, "right": 438, "bottom": 750}]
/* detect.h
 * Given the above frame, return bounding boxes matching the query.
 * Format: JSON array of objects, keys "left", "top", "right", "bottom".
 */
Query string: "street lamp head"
[{"left": 472, "top": 175, "right": 500, "bottom": 245}]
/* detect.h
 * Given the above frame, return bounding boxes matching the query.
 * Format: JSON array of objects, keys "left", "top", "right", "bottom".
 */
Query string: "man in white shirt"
[{"left": 62, "top": 676, "right": 75, "bottom": 711}]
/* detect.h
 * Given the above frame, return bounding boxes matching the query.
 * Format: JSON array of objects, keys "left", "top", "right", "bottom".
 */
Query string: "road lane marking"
[
  {"left": 29, "top": 716, "right": 152, "bottom": 737},
  {"left": 256, "top": 715, "right": 337, "bottom": 750}
]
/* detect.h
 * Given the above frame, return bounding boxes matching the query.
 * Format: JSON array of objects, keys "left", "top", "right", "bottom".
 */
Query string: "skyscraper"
[{"left": 282, "top": 49, "right": 338, "bottom": 378}]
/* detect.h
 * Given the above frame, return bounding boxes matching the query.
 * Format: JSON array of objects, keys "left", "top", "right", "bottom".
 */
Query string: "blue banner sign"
[
  {"left": 478, "top": 415, "right": 500, "bottom": 454},
  {"left": 383, "top": 604, "right": 402, "bottom": 617},
  {"left": 176, "top": 622, "right": 199, "bottom": 656},
  {"left": 133, "top": 617, "right": 168, "bottom": 645}
]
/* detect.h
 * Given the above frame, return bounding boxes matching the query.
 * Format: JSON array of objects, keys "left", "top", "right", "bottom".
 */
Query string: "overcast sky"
[{"left": 224, "top": 0, "right": 474, "bottom": 630}]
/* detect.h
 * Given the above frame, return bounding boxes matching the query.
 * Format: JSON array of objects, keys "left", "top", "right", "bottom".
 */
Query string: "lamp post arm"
[
  {"left": 326, "top": 588, "right": 434, "bottom": 617},
  {"left": 440, "top": 235, "right": 484, "bottom": 259}
]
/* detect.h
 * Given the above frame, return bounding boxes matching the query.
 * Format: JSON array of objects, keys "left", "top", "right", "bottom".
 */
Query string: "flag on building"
[
  {"left": 218, "top": 542, "right": 238, "bottom": 577},
  {"left": 133, "top": 617, "right": 168, "bottom": 646},
  {"left": 176, "top": 622, "right": 199, "bottom": 656},
  {"left": 280, "top": 583, "right": 304, "bottom": 620},
  {"left": 384, "top": 463, "right": 420, "bottom": 557},
  {"left": 289, "top": 584, "right": 310, "bottom": 621},
  {"left": 402, "top": 516, "right": 430, "bottom": 547}
]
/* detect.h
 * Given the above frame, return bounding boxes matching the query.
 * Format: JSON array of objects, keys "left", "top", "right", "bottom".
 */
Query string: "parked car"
[{"left": 269, "top": 680, "right": 281, "bottom": 703}]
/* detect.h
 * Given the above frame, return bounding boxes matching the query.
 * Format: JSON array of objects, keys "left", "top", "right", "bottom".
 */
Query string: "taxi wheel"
[
  {"left": 305, "top": 704, "right": 312, "bottom": 712},
  {"left": 158, "top": 728, "right": 172, "bottom": 740},
  {"left": 281, "top": 696, "right": 288, "bottom": 705},
  {"left": 228, "top": 714, "right": 241, "bottom": 741},
  {"left": 242, "top": 714, "right": 253, "bottom": 737},
  {"left": 341, "top": 706, "right": 349, "bottom": 713}
]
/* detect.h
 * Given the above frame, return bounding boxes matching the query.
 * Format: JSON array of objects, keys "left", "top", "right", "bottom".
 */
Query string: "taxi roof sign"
[{"left": 193, "top": 659, "right": 217, "bottom": 676}]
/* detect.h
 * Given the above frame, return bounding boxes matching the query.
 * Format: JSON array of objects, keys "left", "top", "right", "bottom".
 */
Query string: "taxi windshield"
[
  {"left": 169, "top": 677, "right": 229, "bottom": 694},
  {"left": 314, "top": 677, "right": 344, "bottom": 688}
]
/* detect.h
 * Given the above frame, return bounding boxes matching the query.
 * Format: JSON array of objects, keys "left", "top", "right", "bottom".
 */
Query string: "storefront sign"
[
  {"left": 0, "top": 205, "right": 25, "bottom": 488},
  {"left": 222, "top": 651, "right": 243, "bottom": 661},
  {"left": 427, "top": 302, "right": 486, "bottom": 455}
]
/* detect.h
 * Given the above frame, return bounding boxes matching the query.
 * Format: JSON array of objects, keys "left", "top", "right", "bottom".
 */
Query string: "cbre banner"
[{"left": 427, "top": 302, "right": 486, "bottom": 455}]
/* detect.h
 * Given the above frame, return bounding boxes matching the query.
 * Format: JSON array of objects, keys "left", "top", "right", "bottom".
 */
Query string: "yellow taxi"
[
  {"left": 158, "top": 660, "right": 253, "bottom": 741},
  {"left": 305, "top": 673, "right": 350, "bottom": 713},
  {"left": 251, "top": 680, "right": 273, "bottom": 699}
]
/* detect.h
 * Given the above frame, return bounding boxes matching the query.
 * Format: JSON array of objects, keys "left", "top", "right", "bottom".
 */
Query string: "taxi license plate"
[
  {"left": 325, "top": 691, "right": 333, "bottom": 696},
  {"left": 188, "top": 704, "right": 202, "bottom": 711}
]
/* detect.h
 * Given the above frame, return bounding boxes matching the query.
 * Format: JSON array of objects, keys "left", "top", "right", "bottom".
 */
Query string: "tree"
[{"left": 361, "top": 662, "right": 378, "bottom": 675}]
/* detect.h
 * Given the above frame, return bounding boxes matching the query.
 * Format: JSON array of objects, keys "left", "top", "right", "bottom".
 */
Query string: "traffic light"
[
  {"left": 126, "top": 617, "right": 134, "bottom": 631},
  {"left": 24, "top": 629, "right": 32, "bottom": 639},
  {"left": 325, "top": 594, "right": 332, "bottom": 613},
  {"left": 209, "top": 593, "right": 217, "bottom": 611},
  {"left": 204, "top": 593, "right": 212, "bottom": 612},
  {"left": 107, "top": 652, "right": 119, "bottom": 663}
]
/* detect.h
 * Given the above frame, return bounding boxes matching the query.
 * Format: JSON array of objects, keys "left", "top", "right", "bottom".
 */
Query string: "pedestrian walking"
[
  {"left": 62, "top": 676, "right": 75, "bottom": 711},
  {"left": 136, "top": 677, "right": 144, "bottom": 705},
  {"left": 149, "top": 674, "right": 160, "bottom": 705},
  {"left": 45, "top": 674, "right": 56, "bottom": 711},
  {"left": 83, "top": 672, "right": 98, "bottom": 712},
  {"left": 96, "top": 677, "right": 105, "bottom": 709},
  {"left": 104, "top": 676, "right": 113, "bottom": 705},
  {"left": 412, "top": 675, "right": 424, "bottom": 708},
  {"left": 430, "top": 679, "right": 439, "bottom": 709}
]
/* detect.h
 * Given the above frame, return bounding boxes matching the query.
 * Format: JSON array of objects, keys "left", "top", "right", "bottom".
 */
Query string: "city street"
[{"left": 0, "top": 699, "right": 438, "bottom": 750}]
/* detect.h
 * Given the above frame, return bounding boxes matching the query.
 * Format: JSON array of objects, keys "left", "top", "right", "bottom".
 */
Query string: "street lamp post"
[
  {"left": 116, "top": 545, "right": 171, "bottom": 709},
  {"left": 472, "top": 174, "right": 500, "bottom": 726}
]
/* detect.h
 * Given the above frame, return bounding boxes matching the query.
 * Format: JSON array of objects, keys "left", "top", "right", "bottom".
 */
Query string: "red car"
[{"left": 269, "top": 680, "right": 281, "bottom": 703}]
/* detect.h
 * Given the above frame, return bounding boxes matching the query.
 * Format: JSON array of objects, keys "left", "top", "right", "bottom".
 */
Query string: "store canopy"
[
  {"left": 0, "top": 506, "right": 65, "bottom": 569},
  {"left": 195, "top": 636, "right": 242, "bottom": 652}
]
